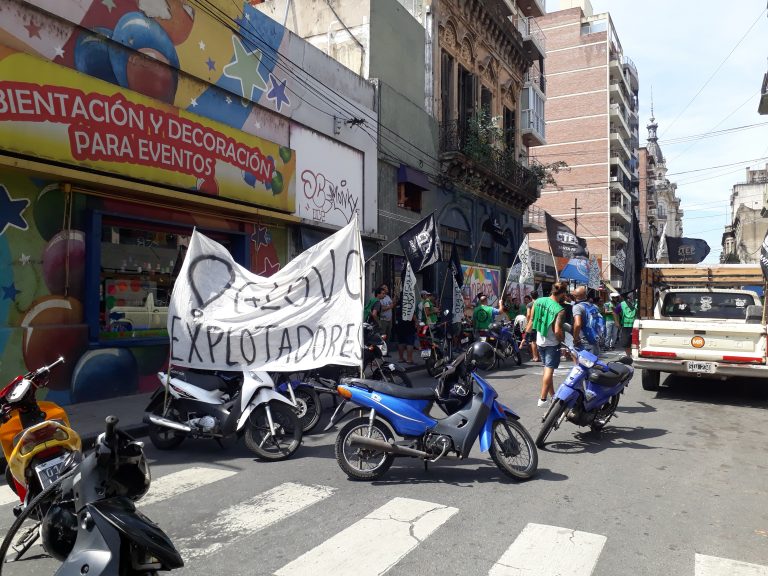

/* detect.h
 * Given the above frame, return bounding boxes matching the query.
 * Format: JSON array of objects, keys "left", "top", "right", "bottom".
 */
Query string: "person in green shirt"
[
  {"left": 472, "top": 294, "right": 502, "bottom": 335},
  {"left": 525, "top": 281, "right": 568, "bottom": 407},
  {"left": 617, "top": 294, "right": 638, "bottom": 356}
]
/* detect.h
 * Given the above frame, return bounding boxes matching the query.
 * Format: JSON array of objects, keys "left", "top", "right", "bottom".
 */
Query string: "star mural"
[
  {"left": 206, "top": 57, "right": 216, "bottom": 71},
  {"left": 0, "top": 184, "right": 30, "bottom": 235},
  {"left": 223, "top": 36, "right": 268, "bottom": 100},
  {"left": 267, "top": 73, "right": 290, "bottom": 112},
  {"left": 253, "top": 226, "right": 272, "bottom": 247},
  {"left": 19, "top": 253, "right": 30, "bottom": 265},
  {"left": 260, "top": 257, "right": 280, "bottom": 276},
  {"left": 24, "top": 21, "right": 41, "bottom": 39},
  {"left": 2, "top": 283, "right": 20, "bottom": 301},
  {"left": 101, "top": 0, "right": 116, "bottom": 13}
]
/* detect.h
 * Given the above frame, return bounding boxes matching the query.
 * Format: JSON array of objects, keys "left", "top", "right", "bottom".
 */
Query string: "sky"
[{"left": 546, "top": 0, "right": 768, "bottom": 263}]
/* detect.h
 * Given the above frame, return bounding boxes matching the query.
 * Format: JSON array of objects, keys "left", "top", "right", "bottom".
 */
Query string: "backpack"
[
  {"left": 363, "top": 297, "right": 378, "bottom": 322},
  {"left": 581, "top": 302, "right": 605, "bottom": 345}
]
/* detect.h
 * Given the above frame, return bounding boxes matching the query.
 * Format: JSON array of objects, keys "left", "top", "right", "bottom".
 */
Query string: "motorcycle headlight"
[
  {"left": 378, "top": 341, "right": 388, "bottom": 356},
  {"left": 579, "top": 352, "right": 595, "bottom": 369}
]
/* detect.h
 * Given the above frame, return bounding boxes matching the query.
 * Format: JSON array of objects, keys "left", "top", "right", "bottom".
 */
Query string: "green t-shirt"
[
  {"left": 532, "top": 297, "right": 564, "bottom": 336},
  {"left": 473, "top": 304, "right": 496, "bottom": 330},
  {"left": 422, "top": 299, "right": 438, "bottom": 325},
  {"left": 620, "top": 300, "right": 638, "bottom": 327}
]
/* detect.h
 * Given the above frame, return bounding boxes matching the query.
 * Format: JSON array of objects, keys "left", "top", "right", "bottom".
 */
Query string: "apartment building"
[
  {"left": 530, "top": 0, "right": 638, "bottom": 288},
  {"left": 721, "top": 164, "right": 768, "bottom": 263}
]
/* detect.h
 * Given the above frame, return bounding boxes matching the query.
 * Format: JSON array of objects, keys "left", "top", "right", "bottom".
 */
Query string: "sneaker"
[{"left": 537, "top": 398, "right": 549, "bottom": 407}]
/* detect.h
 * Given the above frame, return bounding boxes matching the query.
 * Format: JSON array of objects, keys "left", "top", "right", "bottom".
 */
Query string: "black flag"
[
  {"left": 449, "top": 242, "right": 463, "bottom": 288},
  {"left": 621, "top": 209, "right": 644, "bottom": 294},
  {"left": 761, "top": 230, "right": 768, "bottom": 281},
  {"left": 398, "top": 214, "right": 442, "bottom": 272},
  {"left": 665, "top": 237, "right": 711, "bottom": 264},
  {"left": 482, "top": 218, "right": 508, "bottom": 245},
  {"left": 545, "top": 213, "right": 588, "bottom": 258}
]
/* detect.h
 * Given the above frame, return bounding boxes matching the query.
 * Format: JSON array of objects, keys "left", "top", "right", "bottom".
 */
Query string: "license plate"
[
  {"left": 35, "top": 454, "right": 68, "bottom": 490},
  {"left": 686, "top": 361, "right": 716, "bottom": 374},
  {"left": 420, "top": 349, "right": 432, "bottom": 358},
  {"left": 460, "top": 337, "right": 469, "bottom": 344}
]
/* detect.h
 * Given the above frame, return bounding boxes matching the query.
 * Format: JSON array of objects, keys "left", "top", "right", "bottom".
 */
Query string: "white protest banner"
[
  {"left": 401, "top": 262, "right": 417, "bottom": 321},
  {"left": 517, "top": 235, "right": 534, "bottom": 286},
  {"left": 588, "top": 255, "right": 601, "bottom": 290},
  {"left": 168, "top": 219, "right": 364, "bottom": 371}
]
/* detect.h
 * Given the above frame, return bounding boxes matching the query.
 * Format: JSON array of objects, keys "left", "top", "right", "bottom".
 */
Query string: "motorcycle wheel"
[
  {"left": 591, "top": 395, "right": 620, "bottom": 432},
  {"left": 245, "top": 402, "right": 302, "bottom": 461},
  {"left": 293, "top": 388, "right": 322, "bottom": 434},
  {"left": 374, "top": 367, "right": 412, "bottom": 388},
  {"left": 535, "top": 399, "right": 567, "bottom": 449},
  {"left": 147, "top": 405, "right": 186, "bottom": 450},
  {"left": 490, "top": 418, "right": 538, "bottom": 480},
  {"left": 335, "top": 417, "right": 394, "bottom": 481}
]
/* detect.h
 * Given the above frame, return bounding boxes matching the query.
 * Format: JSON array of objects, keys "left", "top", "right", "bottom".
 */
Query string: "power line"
[{"left": 659, "top": 6, "right": 767, "bottom": 139}]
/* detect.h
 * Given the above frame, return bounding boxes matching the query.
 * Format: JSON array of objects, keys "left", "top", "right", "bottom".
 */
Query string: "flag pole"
[
  {"left": 500, "top": 234, "right": 527, "bottom": 305},
  {"left": 355, "top": 215, "right": 365, "bottom": 379},
  {"left": 549, "top": 243, "right": 560, "bottom": 283}
]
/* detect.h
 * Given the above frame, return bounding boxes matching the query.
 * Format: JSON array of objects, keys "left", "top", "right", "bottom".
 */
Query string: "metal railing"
[
  {"left": 515, "top": 16, "right": 546, "bottom": 54},
  {"left": 438, "top": 119, "right": 537, "bottom": 196},
  {"left": 524, "top": 63, "right": 547, "bottom": 94},
  {"left": 521, "top": 108, "right": 546, "bottom": 141},
  {"left": 523, "top": 205, "right": 546, "bottom": 229}
]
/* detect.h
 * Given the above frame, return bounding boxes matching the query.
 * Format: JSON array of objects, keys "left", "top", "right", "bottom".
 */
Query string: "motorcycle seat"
[
  {"left": 170, "top": 369, "right": 231, "bottom": 392},
  {"left": 589, "top": 362, "right": 631, "bottom": 387},
  {"left": 345, "top": 378, "right": 437, "bottom": 400}
]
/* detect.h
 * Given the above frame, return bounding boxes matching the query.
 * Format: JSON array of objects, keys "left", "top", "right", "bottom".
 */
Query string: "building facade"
[
  {"left": 720, "top": 165, "right": 768, "bottom": 264},
  {"left": 529, "top": 0, "right": 639, "bottom": 288},
  {"left": 258, "top": 0, "right": 547, "bottom": 305},
  {"left": 0, "top": 0, "right": 378, "bottom": 403},
  {"left": 640, "top": 114, "right": 683, "bottom": 262}
]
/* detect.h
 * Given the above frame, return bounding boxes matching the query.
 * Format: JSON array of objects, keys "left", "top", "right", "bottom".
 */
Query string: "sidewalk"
[{"left": 66, "top": 359, "right": 427, "bottom": 446}]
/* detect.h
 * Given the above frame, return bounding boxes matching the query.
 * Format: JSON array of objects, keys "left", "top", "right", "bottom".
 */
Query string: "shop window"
[
  {"left": 397, "top": 182, "right": 422, "bottom": 212},
  {"left": 97, "top": 218, "right": 238, "bottom": 342}
]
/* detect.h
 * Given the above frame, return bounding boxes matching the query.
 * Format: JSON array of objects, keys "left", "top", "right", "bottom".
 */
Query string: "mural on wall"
[
  {"left": 461, "top": 263, "right": 501, "bottom": 306},
  {"left": 292, "top": 124, "right": 363, "bottom": 227}
]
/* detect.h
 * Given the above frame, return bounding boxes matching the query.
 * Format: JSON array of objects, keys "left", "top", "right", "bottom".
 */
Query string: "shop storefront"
[{"left": 0, "top": 49, "right": 297, "bottom": 405}]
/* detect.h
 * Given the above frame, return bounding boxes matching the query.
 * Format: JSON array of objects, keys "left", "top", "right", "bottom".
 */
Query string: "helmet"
[
  {"left": 41, "top": 501, "right": 78, "bottom": 561},
  {"left": 467, "top": 341, "right": 495, "bottom": 371}
]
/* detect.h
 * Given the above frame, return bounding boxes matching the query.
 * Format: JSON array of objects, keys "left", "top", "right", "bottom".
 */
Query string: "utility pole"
[{"left": 573, "top": 198, "right": 580, "bottom": 235}]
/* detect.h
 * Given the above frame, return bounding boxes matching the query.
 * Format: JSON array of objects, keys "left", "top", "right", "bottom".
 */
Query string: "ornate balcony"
[
  {"left": 523, "top": 205, "right": 546, "bottom": 233},
  {"left": 514, "top": 16, "right": 546, "bottom": 61},
  {"left": 439, "top": 119, "right": 539, "bottom": 211}
]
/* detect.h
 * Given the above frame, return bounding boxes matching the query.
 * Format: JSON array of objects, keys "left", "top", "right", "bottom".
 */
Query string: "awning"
[{"left": 397, "top": 164, "right": 430, "bottom": 190}]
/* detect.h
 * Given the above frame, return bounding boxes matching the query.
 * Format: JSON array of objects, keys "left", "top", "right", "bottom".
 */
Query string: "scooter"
[
  {"left": 144, "top": 368, "right": 302, "bottom": 461},
  {"left": 0, "top": 357, "right": 82, "bottom": 560},
  {"left": 485, "top": 321, "right": 522, "bottom": 368},
  {"left": 535, "top": 330, "right": 634, "bottom": 448},
  {"left": 330, "top": 341, "right": 538, "bottom": 481},
  {"left": 0, "top": 416, "right": 183, "bottom": 575}
]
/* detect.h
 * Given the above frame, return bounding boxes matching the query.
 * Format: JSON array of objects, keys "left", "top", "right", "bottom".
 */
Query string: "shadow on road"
[
  {"left": 652, "top": 375, "right": 768, "bottom": 409},
  {"left": 615, "top": 401, "right": 657, "bottom": 414},
  {"left": 540, "top": 425, "right": 667, "bottom": 454}
]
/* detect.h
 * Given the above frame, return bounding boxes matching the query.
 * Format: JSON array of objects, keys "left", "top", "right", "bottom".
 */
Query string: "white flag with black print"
[
  {"left": 401, "top": 262, "right": 417, "bottom": 321},
  {"left": 611, "top": 247, "right": 626, "bottom": 273},
  {"left": 397, "top": 214, "right": 442, "bottom": 272},
  {"left": 656, "top": 222, "right": 668, "bottom": 263},
  {"left": 517, "top": 235, "right": 534, "bottom": 286},
  {"left": 452, "top": 278, "right": 464, "bottom": 323},
  {"left": 588, "top": 254, "right": 601, "bottom": 290}
]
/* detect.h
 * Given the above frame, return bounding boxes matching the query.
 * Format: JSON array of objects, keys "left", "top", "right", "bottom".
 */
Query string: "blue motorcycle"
[
  {"left": 484, "top": 320, "right": 522, "bottom": 368},
  {"left": 331, "top": 341, "right": 538, "bottom": 481},
  {"left": 535, "top": 334, "right": 634, "bottom": 448}
]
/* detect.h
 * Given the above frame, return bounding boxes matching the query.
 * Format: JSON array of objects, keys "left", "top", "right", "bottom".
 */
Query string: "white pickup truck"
[{"left": 633, "top": 286, "right": 767, "bottom": 390}]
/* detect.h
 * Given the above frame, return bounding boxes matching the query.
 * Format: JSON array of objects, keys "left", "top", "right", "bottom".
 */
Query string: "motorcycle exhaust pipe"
[
  {"left": 349, "top": 435, "right": 428, "bottom": 459},
  {"left": 144, "top": 414, "right": 192, "bottom": 433}
]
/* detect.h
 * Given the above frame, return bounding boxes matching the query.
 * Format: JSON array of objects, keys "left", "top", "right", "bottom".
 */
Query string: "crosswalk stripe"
[
  {"left": 489, "top": 523, "right": 607, "bottom": 576},
  {"left": 176, "top": 482, "right": 335, "bottom": 561},
  {"left": 275, "top": 497, "right": 459, "bottom": 576},
  {"left": 696, "top": 553, "right": 768, "bottom": 576},
  {"left": 141, "top": 466, "right": 238, "bottom": 507},
  {"left": 0, "top": 485, "right": 19, "bottom": 507}
]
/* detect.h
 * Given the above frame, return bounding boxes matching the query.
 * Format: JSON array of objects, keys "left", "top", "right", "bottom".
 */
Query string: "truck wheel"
[{"left": 642, "top": 369, "right": 660, "bottom": 391}]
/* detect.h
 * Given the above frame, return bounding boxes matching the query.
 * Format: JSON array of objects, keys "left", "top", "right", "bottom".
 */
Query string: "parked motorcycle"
[
  {"left": 0, "top": 357, "right": 82, "bottom": 560},
  {"left": 485, "top": 321, "right": 522, "bottom": 368},
  {"left": 0, "top": 416, "right": 183, "bottom": 575},
  {"left": 535, "top": 329, "right": 634, "bottom": 448},
  {"left": 417, "top": 321, "right": 448, "bottom": 377},
  {"left": 145, "top": 368, "right": 302, "bottom": 461},
  {"left": 331, "top": 340, "right": 538, "bottom": 481}
]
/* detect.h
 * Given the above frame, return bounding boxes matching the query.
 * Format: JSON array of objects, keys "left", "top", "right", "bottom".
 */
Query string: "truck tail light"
[
  {"left": 631, "top": 328, "right": 639, "bottom": 347},
  {"left": 640, "top": 350, "right": 678, "bottom": 358},
  {"left": 721, "top": 356, "right": 764, "bottom": 364}
]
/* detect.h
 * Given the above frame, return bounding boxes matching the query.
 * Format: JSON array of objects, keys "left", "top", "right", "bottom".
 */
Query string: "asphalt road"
[{"left": 2, "top": 354, "right": 768, "bottom": 576}]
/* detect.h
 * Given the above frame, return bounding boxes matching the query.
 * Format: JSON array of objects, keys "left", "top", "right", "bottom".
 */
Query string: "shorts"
[
  {"left": 617, "top": 326, "right": 633, "bottom": 349},
  {"left": 539, "top": 345, "right": 561, "bottom": 369}
]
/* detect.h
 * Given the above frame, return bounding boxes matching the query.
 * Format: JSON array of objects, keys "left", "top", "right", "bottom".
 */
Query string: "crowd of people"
[{"left": 363, "top": 281, "right": 639, "bottom": 405}]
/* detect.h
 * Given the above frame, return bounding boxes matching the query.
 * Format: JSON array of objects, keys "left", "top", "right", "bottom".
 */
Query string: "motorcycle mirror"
[{"left": 443, "top": 310, "right": 450, "bottom": 316}]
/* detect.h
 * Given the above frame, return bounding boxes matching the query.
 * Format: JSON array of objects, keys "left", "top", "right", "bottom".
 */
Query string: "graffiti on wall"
[{"left": 300, "top": 170, "right": 360, "bottom": 225}]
